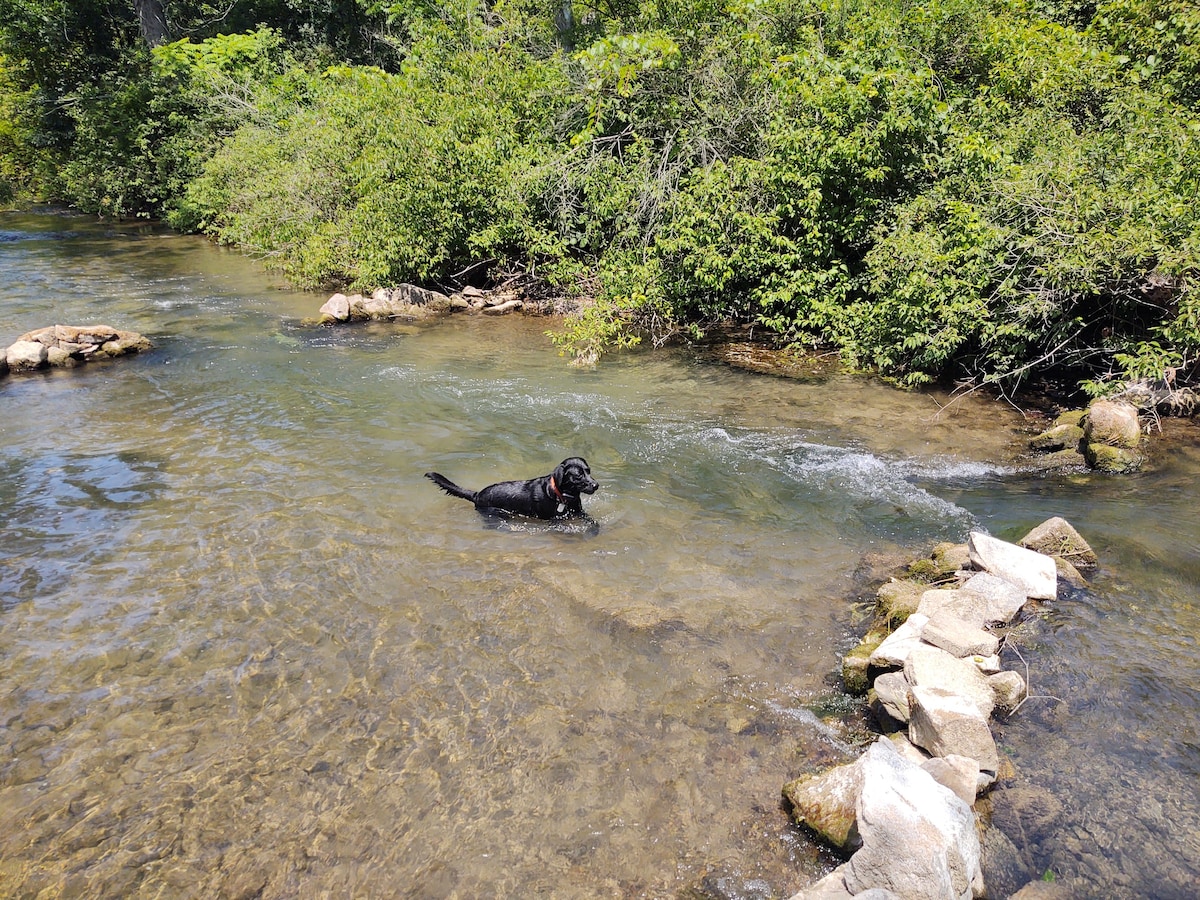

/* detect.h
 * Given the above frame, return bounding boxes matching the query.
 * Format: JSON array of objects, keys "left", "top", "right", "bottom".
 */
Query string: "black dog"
[{"left": 425, "top": 457, "right": 598, "bottom": 520}]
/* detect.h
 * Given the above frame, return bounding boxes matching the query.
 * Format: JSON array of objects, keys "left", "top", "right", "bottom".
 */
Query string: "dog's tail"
[{"left": 425, "top": 472, "right": 477, "bottom": 503}]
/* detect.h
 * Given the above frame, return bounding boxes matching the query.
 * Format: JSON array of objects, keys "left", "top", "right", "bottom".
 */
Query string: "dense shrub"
[{"left": 2, "top": 0, "right": 1197, "bottom": 394}]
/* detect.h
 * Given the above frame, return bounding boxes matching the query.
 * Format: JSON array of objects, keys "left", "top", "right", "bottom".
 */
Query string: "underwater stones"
[
  {"left": 967, "top": 532, "right": 1057, "bottom": 601},
  {"left": 2, "top": 325, "right": 150, "bottom": 375}
]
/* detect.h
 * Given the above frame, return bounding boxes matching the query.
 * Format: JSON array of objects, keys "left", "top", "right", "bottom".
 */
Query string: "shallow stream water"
[{"left": 2, "top": 210, "right": 1199, "bottom": 898}]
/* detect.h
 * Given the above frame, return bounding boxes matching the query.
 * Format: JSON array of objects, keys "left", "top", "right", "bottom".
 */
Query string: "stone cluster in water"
[
  {"left": 1, "top": 324, "right": 151, "bottom": 378},
  {"left": 784, "top": 518, "right": 1095, "bottom": 900},
  {"left": 314, "top": 283, "right": 525, "bottom": 325}
]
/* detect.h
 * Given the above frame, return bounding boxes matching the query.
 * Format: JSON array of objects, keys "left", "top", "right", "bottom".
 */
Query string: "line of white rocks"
[{"left": 783, "top": 519, "right": 1095, "bottom": 900}]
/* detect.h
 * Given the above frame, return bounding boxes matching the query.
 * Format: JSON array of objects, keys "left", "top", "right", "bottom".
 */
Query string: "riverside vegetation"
[{"left": 1, "top": 0, "right": 1198, "bottom": 397}]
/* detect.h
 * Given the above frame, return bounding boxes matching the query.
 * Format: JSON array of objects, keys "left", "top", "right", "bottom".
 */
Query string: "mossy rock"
[
  {"left": 842, "top": 627, "right": 889, "bottom": 695},
  {"left": 906, "top": 542, "right": 966, "bottom": 583},
  {"left": 876, "top": 579, "right": 924, "bottom": 626},
  {"left": 1029, "top": 422, "right": 1084, "bottom": 452},
  {"left": 906, "top": 558, "right": 940, "bottom": 581},
  {"left": 1053, "top": 409, "right": 1087, "bottom": 428},
  {"left": 931, "top": 542, "right": 970, "bottom": 574},
  {"left": 1083, "top": 441, "right": 1144, "bottom": 473}
]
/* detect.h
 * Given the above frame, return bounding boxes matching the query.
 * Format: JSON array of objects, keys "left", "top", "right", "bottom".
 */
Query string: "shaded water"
[{"left": 1, "top": 210, "right": 1198, "bottom": 898}]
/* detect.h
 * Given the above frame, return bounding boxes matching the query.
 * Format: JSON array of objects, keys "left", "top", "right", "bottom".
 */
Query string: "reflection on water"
[{"left": 2, "top": 209, "right": 1199, "bottom": 898}]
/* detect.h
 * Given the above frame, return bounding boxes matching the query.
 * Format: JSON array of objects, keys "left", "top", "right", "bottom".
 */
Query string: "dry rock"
[
  {"left": 872, "top": 672, "right": 913, "bottom": 724},
  {"left": 908, "top": 685, "right": 999, "bottom": 785},
  {"left": 967, "top": 532, "right": 1057, "bottom": 601},
  {"left": 869, "top": 614, "right": 929, "bottom": 670},
  {"left": 1084, "top": 399, "right": 1142, "bottom": 449},
  {"left": 959, "top": 573, "right": 1029, "bottom": 624},
  {"left": 844, "top": 739, "right": 983, "bottom": 900},
  {"left": 904, "top": 645, "right": 996, "bottom": 720},
  {"left": 922, "top": 611, "right": 1000, "bottom": 659},
  {"left": 922, "top": 755, "right": 982, "bottom": 806},
  {"left": 1019, "top": 517, "right": 1097, "bottom": 570},
  {"left": 7, "top": 339, "right": 48, "bottom": 370}
]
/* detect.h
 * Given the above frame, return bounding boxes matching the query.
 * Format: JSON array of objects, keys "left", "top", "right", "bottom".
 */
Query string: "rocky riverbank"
[
  {"left": 311, "top": 282, "right": 540, "bottom": 326},
  {"left": 783, "top": 519, "right": 1095, "bottom": 899}
]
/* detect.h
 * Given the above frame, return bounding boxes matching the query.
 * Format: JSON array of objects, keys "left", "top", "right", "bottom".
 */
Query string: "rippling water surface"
[{"left": 2, "top": 210, "right": 1199, "bottom": 898}]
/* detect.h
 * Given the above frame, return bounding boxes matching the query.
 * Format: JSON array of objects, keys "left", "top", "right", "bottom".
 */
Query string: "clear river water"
[{"left": 2, "top": 210, "right": 1199, "bottom": 899}]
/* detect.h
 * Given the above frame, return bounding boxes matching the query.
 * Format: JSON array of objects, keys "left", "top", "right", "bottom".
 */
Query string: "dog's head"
[{"left": 554, "top": 457, "right": 598, "bottom": 496}]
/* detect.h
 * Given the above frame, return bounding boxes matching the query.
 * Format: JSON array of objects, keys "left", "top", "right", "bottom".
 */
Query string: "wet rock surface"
[{"left": 2, "top": 324, "right": 150, "bottom": 375}]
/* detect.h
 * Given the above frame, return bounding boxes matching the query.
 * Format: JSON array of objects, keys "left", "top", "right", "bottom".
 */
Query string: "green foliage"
[
  {"left": 1, "top": 0, "right": 1198, "bottom": 393},
  {"left": 179, "top": 41, "right": 571, "bottom": 286}
]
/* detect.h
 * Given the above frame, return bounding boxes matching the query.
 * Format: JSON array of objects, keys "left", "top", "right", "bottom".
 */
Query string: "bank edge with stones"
[{"left": 783, "top": 519, "right": 1096, "bottom": 900}]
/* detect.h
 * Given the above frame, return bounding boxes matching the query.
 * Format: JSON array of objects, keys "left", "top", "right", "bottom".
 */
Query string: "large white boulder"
[
  {"left": 967, "top": 532, "right": 1057, "bottom": 601},
  {"left": 905, "top": 645, "right": 996, "bottom": 720},
  {"left": 959, "top": 572, "right": 1029, "bottom": 624},
  {"left": 6, "top": 339, "right": 48, "bottom": 370},
  {"left": 908, "top": 685, "right": 999, "bottom": 786},
  {"left": 844, "top": 739, "right": 984, "bottom": 899},
  {"left": 921, "top": 611, "right": 1000, "bottom": 659}
]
